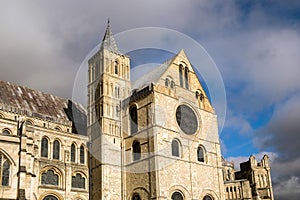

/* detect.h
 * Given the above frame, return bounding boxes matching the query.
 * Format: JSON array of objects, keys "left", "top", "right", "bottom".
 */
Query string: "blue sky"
[{"left": 1, "top": 1, "right": 300, "bottom": 199}]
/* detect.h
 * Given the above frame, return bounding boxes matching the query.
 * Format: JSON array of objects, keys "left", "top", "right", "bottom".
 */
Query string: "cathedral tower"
[{"left": 88, "top": 21, "right": 131, "bottom": 200}]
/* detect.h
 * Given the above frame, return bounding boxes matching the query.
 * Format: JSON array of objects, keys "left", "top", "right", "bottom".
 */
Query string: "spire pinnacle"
[{"left": 101, "top": 20, "right": 120, "bottom": 53}]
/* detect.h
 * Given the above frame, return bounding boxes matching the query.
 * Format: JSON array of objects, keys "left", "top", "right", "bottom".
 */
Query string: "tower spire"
[{"left": 101, "top": 19, "right": 120, "bottom": 53}]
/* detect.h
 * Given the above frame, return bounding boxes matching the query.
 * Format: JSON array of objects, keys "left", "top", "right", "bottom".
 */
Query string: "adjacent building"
[{"left": 0, "top": 81, "right": 89, "bottom": 200}]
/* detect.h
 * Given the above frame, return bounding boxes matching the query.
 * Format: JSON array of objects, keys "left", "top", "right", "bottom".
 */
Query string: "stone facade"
[
  {"left": 0, "top": 81, "right": 89, "bottom": 200},
  {"left": 88, "top": 22, "right": 274, "bottom": 200}
]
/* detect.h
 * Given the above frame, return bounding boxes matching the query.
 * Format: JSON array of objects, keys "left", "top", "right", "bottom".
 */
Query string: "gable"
[{"left": 158, "top": 50, "right": 214, "bottom": 112}]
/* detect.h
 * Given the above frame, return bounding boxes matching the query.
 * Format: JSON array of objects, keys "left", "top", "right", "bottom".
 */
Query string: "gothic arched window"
[
  {"left": 53, "top": 140, "right": 60, "bottom": 160},
  {"left": 71, "top": 143, "right": 76, "bottom": 163},
  {"left": 132, "top": 193, "right": 141, "bottom": 200},
  {"left": 80, "top": 145, "right": 85, "bottom": 164},
  {"left": 130, "top": 106, "right": 138, "bottom": 135},
  {"left": 41, "top": 169, "right": 59, "bottom": 186},
  {"left": 171, "top": 191, "right": 184, "bottom": 200},
  {"left": 165, "top": 78, "right": 170, "bottom": 87},
  {"left": 184, "top": 68, "right": 189, "bottom": 89},
  {"left": 0, "top": 153, "right": 10, "bottom": 186},
  {"left": 179, "top": 65, "right": 183, "bottom": 87},
  {"left": 171, "top": 139, "right": 180, "bottom": 157},
  {"left": 132, "top": 140, "right": 141, "bottom": 161},
  {"left": 72, "top": 173, "right": 85, "bottom": 189},
  {"left": 41, "top": 137, "right": 49, "bottom": 158},
  {"left": 197, "top": 146, "right": 205, "bottom": 162}
]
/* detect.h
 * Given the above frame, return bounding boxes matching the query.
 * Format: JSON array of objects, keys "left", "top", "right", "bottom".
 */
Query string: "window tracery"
[
  {"left": 41, "top": 169, "right": 59, "bottom": 186},
  {"left": 72, "top": 173, "right": 85, "bottom": 189}
]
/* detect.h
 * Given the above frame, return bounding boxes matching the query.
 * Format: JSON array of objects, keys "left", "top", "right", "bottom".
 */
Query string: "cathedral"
[
  {"left": 0, "top": 21, "right": 274, "bottom": 200},
  {"left": 88, "top": 22, "right": 274, "bottom": 200}
]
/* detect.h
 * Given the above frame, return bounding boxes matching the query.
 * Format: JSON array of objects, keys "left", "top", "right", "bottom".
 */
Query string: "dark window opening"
[
  {"left": 41, "top": 137, "right": 48, "bottom": 158},
  {"left": 130, "top": 106, "right": 138, "bottom": 135},
  {"left": 72, "top": 173, "right": 85, "bottom": 189},
  {"left": 71, "top": 144, "right": 76, "bottom": 162},
  {"left": 80, "top": 145, "right": 85, "bottom": 164},
  {"left": 132, "top": 140, "right": 141, "bottom": 161},
  {"left": 197, "top": 146, "right": 205, "bottom": 162},
  {"left": 41, "top": 169, "right": 58, "bottom": 186},
  {"left": 171, "top": 139, "right": 180, "bottom": 157},
  {"left": 53, "top": 140, "right": 60, "bottom": 160},
  {"left": 171, "top": 191, "right": 184, "bottom": 200},
  {"left": 132, "top": 193, "right": 141, "bottom": 200}
]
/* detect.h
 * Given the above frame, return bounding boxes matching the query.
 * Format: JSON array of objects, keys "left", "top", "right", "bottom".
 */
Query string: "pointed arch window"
[
  {"left": 41, "top": 137, "right": 49, "bottom": 158},
  {"left": 53, "top": 140, "right": 60, "bottom": 160},
  {"left": 197, "top": 146, "right": 205, "bottom": 162},
  {"left": 165, "top": 79, "right": 170, "bottom": 87},
  {"left": 132, "top": 140, "right": 141, "bottom": 161},
  {"left": 80, "top": 145, "right": 85, "bottom": 164},
  {"left": 171, "top": 139, "right": 180, "bottom": 157},
  {"left": 179, "top": 65, "right": 183, "bottom": 87},
  {"left": 171, "top": 191, "right": 184, "bottom": 200},
  {"left": 71, "top": 144, "right": 76, "bottom": 163},
  {"left": 184, "top": 68, "right": 189, "bottom": 89},
  {"left": 130, "top": 106, "right": 138, "bottom": 135},
  {"left": 0, "top": 153, "right": 11, "bottom": 186},
  {"left": 72, "top": 173, "right": 85, "bottom": 189}
]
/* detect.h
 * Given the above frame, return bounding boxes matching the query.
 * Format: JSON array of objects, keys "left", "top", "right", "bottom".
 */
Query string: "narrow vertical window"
[
  {"left": 197, "top": 146, "right": 205, "bottom": 162},
  {"left": 130, "top": 106, "right": 138, "bottom": 135},
  {"left": 184, "top": 68, "right": 189, "bottom": 89},
  {"left": 80, "top": 145, "right": 85, "bottom": 164},
  {"left": 165, "top": 79, "right": 170, "bottom": 87},
  {"left": 53, "top": 140, "right": 60, "bottom": 160},
  {"left": 179, "top": 65, "right": 183, "bottom": 87},
  {"left": 41, "top": 137, "right": 48, "bottom": 158},
  {"left": 71, "top": 144, "right": 76, "bottom": 162},
  {"left": 1, "top": 160, "right": 10, "bottom": 186},
  {"left": 132, "top": 140, "right": 141, "bottom": 161},
  {"left": 115, "top": 61, "right": 118, "bottom": 75},
  {"left": 171, "top": 139, "right": 180, "bottom": 157}
]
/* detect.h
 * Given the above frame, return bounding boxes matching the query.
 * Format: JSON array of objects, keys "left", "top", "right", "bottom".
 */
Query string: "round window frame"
[{"left": 175, "top": 104, "right": 199, "bottom": 135}]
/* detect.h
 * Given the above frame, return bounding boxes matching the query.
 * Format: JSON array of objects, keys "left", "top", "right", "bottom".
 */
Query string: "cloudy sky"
[{"left": 1, "top": 1, "right": 300, "bottom": 199}]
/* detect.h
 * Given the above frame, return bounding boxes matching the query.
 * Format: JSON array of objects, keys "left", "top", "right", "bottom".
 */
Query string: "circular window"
[{"left": 176, "top": 105, "right": 198, "bottom": 135}]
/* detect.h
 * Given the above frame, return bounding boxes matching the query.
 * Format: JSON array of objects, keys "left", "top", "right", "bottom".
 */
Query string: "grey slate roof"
[
  {"left": 101, "top": 21, "right": 120, "bottom": 54},
  {"left": 0, "top": 80, "right": 86, "bottom": 134},
  {"left": 132, "top": 56, "right": 175, "bottom": 90}
]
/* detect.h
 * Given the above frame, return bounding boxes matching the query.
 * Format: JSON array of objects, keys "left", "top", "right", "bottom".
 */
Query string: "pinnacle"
[{"left": 101, "top": 20, "right": 120, "bottom": 54}]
